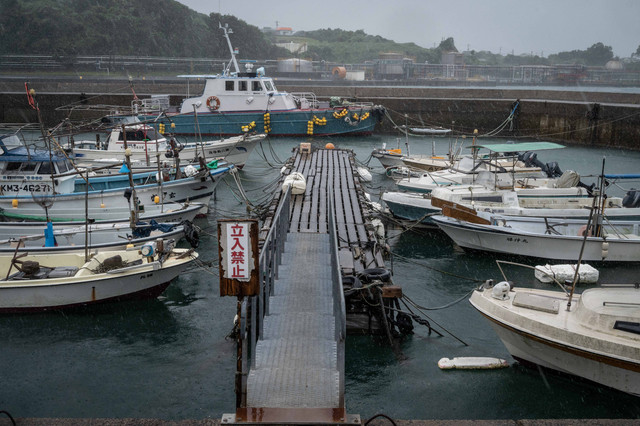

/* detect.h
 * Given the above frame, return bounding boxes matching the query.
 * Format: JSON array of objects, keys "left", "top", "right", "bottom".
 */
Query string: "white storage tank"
[{"left": 277, "top": 58, "right": 313, "bottom": 73}]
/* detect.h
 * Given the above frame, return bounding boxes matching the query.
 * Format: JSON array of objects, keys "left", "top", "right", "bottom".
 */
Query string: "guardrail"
[
  {"left": 237, "top": 185, "right": 291, "bottom": 408},
  {"left": 328, "top": 191, "right": 346, "bottom": 408}
]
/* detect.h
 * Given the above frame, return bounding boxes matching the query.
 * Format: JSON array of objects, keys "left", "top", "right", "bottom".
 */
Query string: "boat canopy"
[
  {"left": 604, "top": 174, "right": 640, "bottom": 179},
  {"left": 472, "top": 142, "right": 565, "bottom": 152}
]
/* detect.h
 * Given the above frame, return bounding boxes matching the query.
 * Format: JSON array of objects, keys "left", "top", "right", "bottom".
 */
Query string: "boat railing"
[
  {"left": 239, "top": 185, "right": 291, "bottom": 378},
  {"left": 328, "top": 190, "right": 346, "bottom": 408},
  {"left": 289, "top": 92, "right": 319, "bottom": 108}
]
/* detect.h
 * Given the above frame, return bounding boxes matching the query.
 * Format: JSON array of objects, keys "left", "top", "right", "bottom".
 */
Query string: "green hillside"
[{"left": 0, "top": 0, "right": 286, "bottom": 58}]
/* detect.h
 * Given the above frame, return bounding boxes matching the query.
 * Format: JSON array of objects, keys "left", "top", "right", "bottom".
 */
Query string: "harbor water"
[{"left": 1, "top": 133, "right": 640, "bottom": 421}]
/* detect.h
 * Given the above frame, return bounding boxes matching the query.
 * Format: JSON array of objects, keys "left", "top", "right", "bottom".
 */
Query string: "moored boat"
[
  {"left": 71, "top": 121, "right": 264, "bottom": 169},
  {"left": 433, "top": 211, "right": 640, "bottom": 262},
  {"left": 140, "top": 24, "right": 384, "bottom": 137},
  {"left": 469, "top": 281, "right": 640, "bottom": 396},
  {"left": 0, "top": 240, "right": 198, "bottom": 313},
  {"left": 0, "top": 220, "right": 198, "bottom": 254}
]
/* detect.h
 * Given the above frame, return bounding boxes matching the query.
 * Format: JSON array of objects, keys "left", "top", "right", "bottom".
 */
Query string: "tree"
[
  {"left": 583, "top": 42, "right": 613, "bottom": 66},
  {"left": 438, "top": 37, "right": 457, "bottom": 52}
]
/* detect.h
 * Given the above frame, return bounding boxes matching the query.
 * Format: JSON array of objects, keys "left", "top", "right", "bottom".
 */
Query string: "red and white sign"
[{"left": 225, "top": 222, "right": 250, "bottom": 281}]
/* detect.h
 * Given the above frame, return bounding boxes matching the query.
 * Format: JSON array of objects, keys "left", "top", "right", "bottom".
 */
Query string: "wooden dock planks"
[{"left": 283, "top": 148, "right": 383, "bottom": 274}]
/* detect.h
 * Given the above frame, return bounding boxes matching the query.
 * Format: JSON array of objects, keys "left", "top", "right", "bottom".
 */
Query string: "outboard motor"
[
  {"left": 623, "top": 189, "right": 640, "bottom": 208},
  {"left": 544, "top": 161, "right": 563, "bottom": 178},
  {"left": 522, "top": 152, "right": 546, "bottom": 170}
]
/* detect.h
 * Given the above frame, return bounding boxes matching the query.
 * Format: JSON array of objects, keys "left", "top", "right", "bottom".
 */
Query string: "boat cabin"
[
  {"left": 177, "top": 24, "right": 314, "bottom": 115},
  {"left": 0, "top": 133, "right": 76, "bottom": 195}
]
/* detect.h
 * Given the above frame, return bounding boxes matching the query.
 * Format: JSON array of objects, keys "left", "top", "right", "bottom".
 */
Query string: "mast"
[{"left": 220, "top": 23, "right": 240, "bottom": 75}]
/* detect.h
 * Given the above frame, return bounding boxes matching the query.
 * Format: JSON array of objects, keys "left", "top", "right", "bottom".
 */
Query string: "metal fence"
[{"left": 328, "top": 191, "right": 346, "bottom": 408}]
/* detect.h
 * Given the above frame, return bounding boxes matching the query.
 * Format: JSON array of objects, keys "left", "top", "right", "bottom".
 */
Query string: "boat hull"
[
  {"left": 381, "top": 192, "right": 438, "bottom": 223},
  {"left": 0, "top": 251, "right": 197, "bottom": 313},
  {"left": 74, "top": 134, "right": 264, "bottom": 169},
  {"left": 469, "top": 287, "right": 640, "bottom": 396},
  {"left": 143, "top": 109, "right": 376, "bottom": 137},
  {"left": 0, "top": 222, "right": 187, "bottom": 254},
  {"left": 0, "top": 171, "right": 222, "bottom": 221},
  {"left": 434, "top": 216, "right": 640, "bottom": 262}
]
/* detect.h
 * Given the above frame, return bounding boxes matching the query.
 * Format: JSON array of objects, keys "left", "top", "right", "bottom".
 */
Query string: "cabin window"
[
  {"left": 38, "top": 162, "right": 52, "bottom": 175},
  {"left": 264, "top": 81, "right": 274, "bottom": 91},
  {"left": 5, "top": 162, "right": 22, "bottom": 172},
  {"left": 252, "top": 81, "right": 262, "bottom": 91},
  {"left": 225, "top": 81, "right": 235, "bottom": 91},
  {"left": 20, "top": 162, "right": 37, "bottom": 172},
  {"left": 57, "top": 160, "right": 70, "bottom": 173},
  {"left": 125, "top": 130, "right": 149, "bottom": 141},
  {"left": 239, "top": 81, "right": 248, "bottom": 91}
]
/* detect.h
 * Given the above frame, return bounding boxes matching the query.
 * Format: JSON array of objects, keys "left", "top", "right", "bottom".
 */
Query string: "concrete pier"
[{"left": 1, "top": 76, "right": 639, "bottom": 149}]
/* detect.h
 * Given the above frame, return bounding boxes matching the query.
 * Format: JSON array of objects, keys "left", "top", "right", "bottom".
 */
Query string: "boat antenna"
[
  {"left": 566, "top": 157, "right": 605, "bottom": 311},
  {"left": 219, "top": 23, "right": 240, "bottom": 75}
]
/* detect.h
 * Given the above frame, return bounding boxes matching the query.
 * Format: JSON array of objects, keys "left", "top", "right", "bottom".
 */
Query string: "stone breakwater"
[{"left": 1, "top": 76, "right": 639, "bottom": 149}]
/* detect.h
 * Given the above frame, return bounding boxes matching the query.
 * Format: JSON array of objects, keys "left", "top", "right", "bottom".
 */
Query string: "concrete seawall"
[{"left": 1, "top": 77, "right": 639, "bottom": 149}]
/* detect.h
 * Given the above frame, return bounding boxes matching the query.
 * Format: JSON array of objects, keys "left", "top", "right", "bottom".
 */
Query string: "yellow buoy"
[
  {"left": 100, "top": 203, "right": 105, "bottom": 208},
  {"left": 325, "top": 143, "right": 335, "bottom": 149},
  {"left": 154, "top": 195, "right": 160, "bottom": 204},
  {"left": 11, "top": 199, "right": 18, "bottom": 208}
]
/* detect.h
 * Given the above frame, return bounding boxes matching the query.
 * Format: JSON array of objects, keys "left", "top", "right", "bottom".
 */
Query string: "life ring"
[{"left": 206, "top": 96, "right": 220, "bottom": 111}]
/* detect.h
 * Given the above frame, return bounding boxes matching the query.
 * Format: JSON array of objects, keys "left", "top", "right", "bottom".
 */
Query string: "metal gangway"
[{"left": 224, "top": 187, "right": 356, "bottom": 424}]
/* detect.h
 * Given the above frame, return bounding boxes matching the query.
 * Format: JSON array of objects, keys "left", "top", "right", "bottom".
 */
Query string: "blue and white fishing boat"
[
  {"left": 0, "top": 132, "right": 76, "bottom": 197},
  {"left": 0, "top": 132, "right": 229, "bottom": 221},
  {"left": 140, "top": 24, "right": 384, "bottom": 137}
]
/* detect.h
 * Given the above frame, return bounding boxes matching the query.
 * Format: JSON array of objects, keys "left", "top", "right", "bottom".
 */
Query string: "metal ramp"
[
  {"left": 226, "top": 185, "right": 355, "bottom": 424},
  {"left": 246, "top": 232, "right": 340, "bottom": 409}
]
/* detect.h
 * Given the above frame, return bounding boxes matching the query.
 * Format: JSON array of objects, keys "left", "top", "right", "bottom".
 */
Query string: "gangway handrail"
[
  {"left": 237, "top": 186, "right": 291, "bottom": 408},
  {"left": 328, "top": 191, "right": 346, "bottom": 408}
]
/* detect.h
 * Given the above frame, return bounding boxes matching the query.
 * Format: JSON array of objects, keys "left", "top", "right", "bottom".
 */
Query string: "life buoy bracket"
[{"left": 206, "top": 96, "right": 220, "bottom": 111}]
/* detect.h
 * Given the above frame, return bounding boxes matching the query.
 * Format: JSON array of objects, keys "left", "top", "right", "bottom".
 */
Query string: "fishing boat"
[
  {"left": 0, "top": 164, "right": 225, "bottom": 221},
  {"left": 0, "top": 239, "right": 198, "bottom": 313},
  {"left": 469, "top": 280, "right": 640, "bottom": 396},
  {"left": 433, "top": 210, "right": 640, "bottom": 262},
  {"left": 0, "top": 219, "right": 198, "bottom": 254},
  {"left": 396, "top": 142, "right": 567, "bottom": 194},
  {"left": 139, "top": 24, "right": 384, "bottom": 137},
  {"left": 0, "top": 135, "right": 230, "bottom": 221},
  {"left": 70, "top": 120, "right": 264, "bottom": 169},
  {"left": 371, "top": 146, "right": 404, "bottom": 169},
  {"left": 0, "top": 200, "right": 204, "bottom": 224},
  {"left": 0, "top": 132, "right": 76, "bottom": 197},
  {"left": 381, "top": 181, "right": 598, "bottom": 225}
]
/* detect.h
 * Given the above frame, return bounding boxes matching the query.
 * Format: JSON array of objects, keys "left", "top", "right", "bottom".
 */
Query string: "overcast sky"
[{"left": 176, "top": 0, "right": 639, "bottom": 57}]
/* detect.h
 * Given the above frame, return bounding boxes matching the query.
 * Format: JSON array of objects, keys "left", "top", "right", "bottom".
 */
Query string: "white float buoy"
[
  {"left": 357, "top": 167, "right": 372, "bottom": 182},
  {"left": 438, "top": 357, "right": 509, "bottom": 370}
]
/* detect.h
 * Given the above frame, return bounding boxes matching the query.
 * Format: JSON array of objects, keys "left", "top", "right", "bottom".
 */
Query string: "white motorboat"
[
  {"left": 433, "top": 211, "right": 640, "bottom": 262},
  {"left": 0, "top": 200, "right": 205, "bottom": 224},
  {"left": 0, "top": 220, "right": 198, "bottom": 254},
  {"left": 0, "top": 240, "right": 198, "bottom": 313},
  {"left": 71, "top": 120, "right": 265, "bottom": 169},
  {"left": 469, "top": 281, "right": 640, "bottom": 396},
  {"left": 396, "top": 142, "right": 568, "bottom": 193},
  {"left": 381, "top": 181, "right": 602, "bottom": 225}
]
